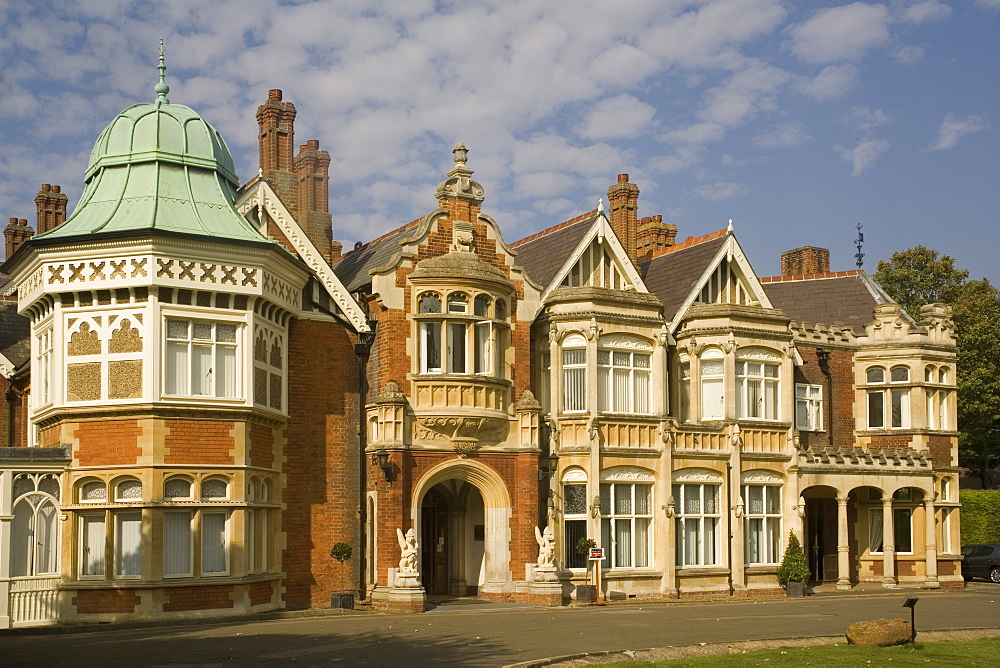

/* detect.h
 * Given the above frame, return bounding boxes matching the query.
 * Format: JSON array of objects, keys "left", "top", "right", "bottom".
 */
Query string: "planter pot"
[
  {"left": 785, "top": 580, "right": 806, "bottom": 597},
  {"left": 331, "top": 593, "right": 355, "bottom": 609},
  {"left": 576, "top": 585, "right": 597, "bottom": 603}
]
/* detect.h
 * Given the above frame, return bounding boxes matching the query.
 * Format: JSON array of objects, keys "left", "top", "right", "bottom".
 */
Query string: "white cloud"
[
  {"left": 928, "top": 113, "right": 988, "bottom": 151},
  {"left": 845, "top": 107, "right": 892, "bottom": 131},
  {"left": 901, "top": 1, "right": 951, "bottom": 23},
  {"left": 789, "top": 3, "right": 891, "bottom": 64},
  {"left": 976, "top": 0, "right": 1000, "bottom": 8},
  {"left": 836, "top": 138, "right": 890, "bottom": 176},
  {"left": 691, "top": 181, "right": 751, "bottom": 201},
  {"left": 576, "top": 94, "right": 657, "bottom": 140},
  {"left": 797, "top": 64, "right": 858, "bottom": 100},
  {"left": 752, "top": 122, "right": 813, "bottom": 149},
  {"left": 891, "top": 45, "right": 924, "bottom": 64}
]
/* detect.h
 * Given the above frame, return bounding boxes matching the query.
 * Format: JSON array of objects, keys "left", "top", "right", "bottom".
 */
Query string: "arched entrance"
[{"left": 412, "top": 460, "right": 511, "bottom": 598}]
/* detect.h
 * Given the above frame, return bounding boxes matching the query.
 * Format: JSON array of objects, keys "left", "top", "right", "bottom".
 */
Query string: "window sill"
[
  {"left": 602, "top": 569, "right": 662, "bottom": 579},
  {"left": 676, "top": 566, "right": 728, "bottom": 575}
]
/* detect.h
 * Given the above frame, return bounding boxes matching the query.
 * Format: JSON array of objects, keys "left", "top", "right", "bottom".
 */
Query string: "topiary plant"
[
  {"left": 776, "top": 531, "right": 810, "bottom": 585},
  {"left": 575, "top": 537, "right": 597, "bottom": 556},
  {"left": 330, "top": 542, "right": 353, "bottom": 563}
]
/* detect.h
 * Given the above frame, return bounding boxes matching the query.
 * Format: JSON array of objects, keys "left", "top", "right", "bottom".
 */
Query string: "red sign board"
[{"left": 589, "top": 547, "right": 604, "bottom": 560}]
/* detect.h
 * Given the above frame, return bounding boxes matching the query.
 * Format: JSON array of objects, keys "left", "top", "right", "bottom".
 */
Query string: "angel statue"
[
  {"left": 534, "top": 525, "right": 555, "bottom": 568},
  {"left": 396, "top": 527, "right": 418, "bottom": 574}
]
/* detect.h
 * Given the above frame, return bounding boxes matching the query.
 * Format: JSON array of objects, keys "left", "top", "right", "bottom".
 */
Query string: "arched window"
[
  {"left": 115, "top": 478, "right": 142, "bottom": 502},
  {"left": 80, "top": 480, "right": 107, "bottom": 503},
  {"left": 561, "top": 468, "right": 589, "bottom": 569},
  {"left": 201, "top": 478, "right": 229, "bottom": 501},
  {"left": 164, "top": 477, "right": 193, "bottom": 501},
  {"left": 418, "top": 292, "right": 441, "bottom": 313},
  {"left": 11, "top": 494, "right": 59, "bottom": 577}
]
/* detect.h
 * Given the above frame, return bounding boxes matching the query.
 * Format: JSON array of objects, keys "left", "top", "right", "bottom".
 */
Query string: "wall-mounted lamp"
[
  {"left": 538, "top": 451, "right": 559, "bottom": 480},
  {"left": 372, "top": 448, "right": 392, "bottom": 482}
]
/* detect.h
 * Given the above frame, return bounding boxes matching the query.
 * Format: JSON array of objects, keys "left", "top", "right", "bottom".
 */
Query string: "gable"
[
  {"left": 543, "top": 212, "right": 647, "bottom": 299},
  {"left": 236, "top": 180, "right": 371, "bottom": 333}
]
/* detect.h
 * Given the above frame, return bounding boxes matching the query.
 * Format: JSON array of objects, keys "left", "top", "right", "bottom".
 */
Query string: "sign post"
[{"left": 589, "top": 547, "right": 604, "bottom": 603}]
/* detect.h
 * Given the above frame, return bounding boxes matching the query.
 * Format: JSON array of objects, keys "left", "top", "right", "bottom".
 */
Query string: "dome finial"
[{"left": 155, "top": 38, "right": 170, "bottom": 105}]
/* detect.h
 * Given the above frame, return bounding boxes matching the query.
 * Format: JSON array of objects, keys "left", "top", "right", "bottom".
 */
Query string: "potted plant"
[
  {"left": 575, "top": 538, "right": 598, "bottom": 603},
  {"left": 776, "top": 531, "right": 810, "bottom": 597},
  {"left": 330, "top": 542, "right": 354, "bottom": 609}
]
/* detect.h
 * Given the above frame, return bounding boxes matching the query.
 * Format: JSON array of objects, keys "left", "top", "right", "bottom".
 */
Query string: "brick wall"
[
  {"left": 163, "top": 420, "right": 235, "bottom": 465},
  {"left": 282, "top": 318, "right": 360, "bottom": 609},
  {"left": 793, "top": 345, "right": 856, "bottom": 449},
  {"left": 162, "top": 585, "right": 235, "bottom": 612},
  {"left": 249, "top": 422, "right": 275, "bottom": 469},
  {"left": 76, "top": 419, "right": 143, "bottom": 466},
  {"left": 249, "top": 580, "right": 275, "bottom": 606},
  {"left": 72, "top": 588, "right": 140, "bottom": 614}
]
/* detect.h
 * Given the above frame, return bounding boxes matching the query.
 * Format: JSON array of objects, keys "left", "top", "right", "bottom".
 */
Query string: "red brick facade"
[
  {"left": 163, "top": 585, "right": 235, "bottom": 612},
  {"left": 72, "top": 589, "right": 141, "bottom": 614},
  {"left": 75, "top": 419, "right": 143, "bottom": 467}
]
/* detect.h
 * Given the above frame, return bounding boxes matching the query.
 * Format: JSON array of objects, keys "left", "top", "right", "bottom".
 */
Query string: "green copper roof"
[{"left": 36, "top": 99, "right": 267, "bottom": 244}]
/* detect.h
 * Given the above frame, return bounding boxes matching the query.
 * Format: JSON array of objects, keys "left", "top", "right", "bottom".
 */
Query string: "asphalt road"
[{"left": 2, "top": 584, "right": 998, "bottom": 667}]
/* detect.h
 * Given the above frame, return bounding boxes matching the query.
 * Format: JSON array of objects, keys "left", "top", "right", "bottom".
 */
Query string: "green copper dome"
[{"left": 36, "top": 98, "right": 267, "bottom": 245}]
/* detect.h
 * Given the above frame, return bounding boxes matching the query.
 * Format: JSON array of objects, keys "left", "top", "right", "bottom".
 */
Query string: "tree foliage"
[
  {"left": 874, "top": 246, "right": 968, "bottom": 318},
  {"left": 875, "top": 248, "right": 1000, "bottom": 487},
  {"left": 776, "top": 531, "right": 810, "bottom": 585}
]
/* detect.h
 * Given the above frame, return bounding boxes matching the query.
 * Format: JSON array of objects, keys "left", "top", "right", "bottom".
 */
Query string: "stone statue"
[
  {"left": 396, "top": 527, "right": 418, "bottom": 574},
  {"left": 534, "top": 525, "right": 555, "bottom": 568}
]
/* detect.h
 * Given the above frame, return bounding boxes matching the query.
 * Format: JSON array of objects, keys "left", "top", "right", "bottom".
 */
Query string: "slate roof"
[
  {"left": 333, "top": 219, "right": 420, "bottom": 292},
  {"left": 761, "top": 270, "right": 889, "bottom": 334},
  {"left": 640, "top": 230, "right": 728, "bottom": 322},
  {"left": 0, "top": 301, "right": 30, "bottom": 369},
  {"left": 509, "top": 211, "right": 597, "bottom": 289}
]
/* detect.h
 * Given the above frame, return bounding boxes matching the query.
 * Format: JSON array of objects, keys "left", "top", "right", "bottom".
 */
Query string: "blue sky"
[{"left": 1, "top": 0, "right": 997, "bottom": 283}]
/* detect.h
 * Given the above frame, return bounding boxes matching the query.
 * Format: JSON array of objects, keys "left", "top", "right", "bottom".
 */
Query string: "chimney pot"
[
  {"left": 42, "top": 183, "right": 51, "bottom": 191},
  {"left": 269, "top": 89, "right": 282, "bottom": 100},
  {"left": 9, "top": 218, "right": 17, "bottom": 225},
  {"left": 618, "top": 173, "right": 629, "bottom": 184},
  {"left": 307, "top": 139, "right": 319, "bottom": 148},
  {"left": 19, "top": 219, "right": 27, "bottom": 226},
  {"left": 53, "top": 185, "right": 60, "bottom": 193}
]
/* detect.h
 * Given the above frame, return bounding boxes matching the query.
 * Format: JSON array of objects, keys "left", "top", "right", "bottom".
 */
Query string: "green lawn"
[{"left": 604, "top": 638, "right": 1000, "bottom": 666}]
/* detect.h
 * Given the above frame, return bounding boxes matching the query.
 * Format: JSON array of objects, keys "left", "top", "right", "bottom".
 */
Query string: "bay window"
[
  {"left": 743, "top": 484, "right": 781, "bottom": 564},
  {"left": 165, "top": 319, "right": 238, "bottom": 398},
  {"left": 115, "top": 512, "right": 142, "bottom": 577},
  {"left": 674, "top": 483, "right": 720, "bottom": 567},
  {"left": 163, "top": 511, "right": 193, "bottom": 576},
  {"left": 35, "top": 326, "right": 53, "bottom": 407},
  {"left": 80, "top": 514, "right": 107, "bottom": 578},
  {"left": 561, "top": 346, "right": 587, "bottom": 412},
  {"left": 416, "top": 291, "right": 507, "bottom": 377},
  {"left": 11, "top": 495, "right": 59, "bottom": 577},
  {"left": 599, "top": 482, "right": 652, "bottom": 569}
]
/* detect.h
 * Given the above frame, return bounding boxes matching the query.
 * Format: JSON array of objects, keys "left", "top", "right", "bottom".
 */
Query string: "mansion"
[{"left": 0, "top": 83, "right": 961, "bottom": 627}]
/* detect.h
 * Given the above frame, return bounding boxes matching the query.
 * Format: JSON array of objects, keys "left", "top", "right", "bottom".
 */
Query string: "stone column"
[
  {"left": 836, "top": 496, "right": 851, "bottom": 589},
  {"left": 0, "top": 469, "right": 12, "bottom": 628},
  {"left": 923, "top": 497, "right": 939, "bottom": 588},
  {"left": 882, "top": 498, "right": 896, "bottom": 587}
]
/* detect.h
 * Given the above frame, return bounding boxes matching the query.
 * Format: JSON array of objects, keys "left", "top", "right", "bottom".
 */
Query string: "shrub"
[
  {"left": 959, "top": 490, "right": 1000, "bottom": 544},
  {"left": 776, "top": 531, "right": 810, "bottom": 585},
  {"left": 575, "top": 537, "right": 597, "bottom": 555},
  {"left": 330, "top": 542, "right": 353, "bottom": 563}
]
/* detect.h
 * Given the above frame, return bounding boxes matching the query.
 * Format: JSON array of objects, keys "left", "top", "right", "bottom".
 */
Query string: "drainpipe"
[
  {"left": 354, "top": 309, "right": 377, "bottom": 601},
  {"left": 725, "top": 460, "right": 734, "bottom": 597},
  {"left": 816, "top": 349, "right": 832, "bottom": 445}
]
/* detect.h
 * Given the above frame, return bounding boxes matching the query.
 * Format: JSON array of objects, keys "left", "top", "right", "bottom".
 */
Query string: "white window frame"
[
  {"left": 79, "top": 512, "right": 107, "bottom": 579},
  {"left": 795, "top": 383, "right": 823, "bottom": 431},
  {"left": 562, "top": 480, "right": 589, "bottom": 570},
  {"left": 674, "top": 482, "right": 721, "bottom": 567},
  {"left": 11, "top": 494, "right": 59, "bottom": 577},
  {"left": 561, "top": 344, "right": 587, "bottom": 413},
  {"left": 416, "top": 291, "right": 506, "bottom": 377},
  {"left": 866, "top": 365, "right": 910, "bottom": 429},
  {"left": 164, "top": 318, "right": 240, "bottom": 399},
  {"left": 598, "top": 345, "right": 652, "bottom": 415},
  {"left": 114, "top": 510, "right": 143, "bottom": 578},
  {"left": 599, "top": 482, "right": 653, "bottom": 569},
  {"left": 700, "top": 351, "right": 724, "bottom": 420},
  {"left": 736, "top": 358, "right": 780, "bottom": 421},
  {"left": 201, "top": 511, "right": 230, "bottom": 576},
  {"left": 743, "top": 484, "right": 781, "bottom": 565},
  {"left": 35, "top": 325, "right": 54, "bottom": 408},
  {"left": 163, "top": 510, "right": 194, "bottom": 577}
]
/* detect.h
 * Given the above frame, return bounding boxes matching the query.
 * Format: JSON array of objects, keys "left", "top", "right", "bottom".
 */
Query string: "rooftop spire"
[{"left": 155, "top": 38, "right": 170, "bottom": 105}]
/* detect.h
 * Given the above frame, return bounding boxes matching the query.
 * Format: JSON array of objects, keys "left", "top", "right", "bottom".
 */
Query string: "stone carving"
[
  {"left": 68, "top": 322, "right": 101, "bottom": 356},
  {"left": 397, "top": 527, "right": 418, "bottom": 574},
  {"left": 535, "top": 525, "right": 555, "bottom": 568}
]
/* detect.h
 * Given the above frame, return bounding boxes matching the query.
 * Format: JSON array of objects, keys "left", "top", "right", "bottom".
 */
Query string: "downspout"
[
  {"left": 725, "top": 460, "right": 734, "bottom": 597},
  {"left": 353, "top": 304, "right": 377, "bottom": 601},
  {"left": 816, "top": 349, "right": 832, "bottom": 445}
]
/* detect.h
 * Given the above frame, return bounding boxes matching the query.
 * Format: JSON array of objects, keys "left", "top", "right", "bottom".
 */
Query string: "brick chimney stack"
[
  {"left": 294, "top": 139, "right": 335, "bottom": 263},
  {"left": 636, "top": 214, "right": 677, "bottom": 262},
  {"left": 781, "top": 246, "right": 830, "bottom": 276},
  {"left": 5, "top": 218, "right": 34, "bottom": 259},
  {"left": 257, "top": 89, "right": 299, "bottom": 216},
  {"left": 35, "top": 183, "right": 68, "bottom": 234},
  {"left": 607, "top": 174, "right": 640, "bottom": 265}
]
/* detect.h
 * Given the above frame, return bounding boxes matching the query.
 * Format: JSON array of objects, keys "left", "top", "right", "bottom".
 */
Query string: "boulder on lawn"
[{"left": 845, "top": 618, "right": 912, "bottom": 646}]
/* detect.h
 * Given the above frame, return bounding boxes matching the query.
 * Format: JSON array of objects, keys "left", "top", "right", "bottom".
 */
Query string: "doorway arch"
[{"left": 412, "top": 459, "right": 512, "bottom": 596}]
